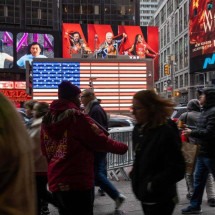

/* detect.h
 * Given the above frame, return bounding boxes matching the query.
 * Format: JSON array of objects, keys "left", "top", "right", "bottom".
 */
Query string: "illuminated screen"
[
  {"left": 16, "top": 32, "right": 54, "bottom": 68},
  {"left": 32, "top": 59, "right": 149, "bottom": 112},
  {"left": 189, "top": 0, "right": 215, "bottom": 72},
  {"left": 62, "top": 23, "right": 159, "bottom": 80},
  {"left": 0, "top": 31, "right": 13, "bottom": 69}
]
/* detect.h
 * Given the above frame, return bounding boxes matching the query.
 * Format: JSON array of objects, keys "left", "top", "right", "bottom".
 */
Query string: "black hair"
[{"left": 27, "top": 42, "right": 43, "bottom": 54}]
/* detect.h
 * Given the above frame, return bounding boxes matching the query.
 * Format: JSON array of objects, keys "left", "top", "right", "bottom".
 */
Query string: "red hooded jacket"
[{"left": 41, "top": 99, "right": 128, "bottom": 192}]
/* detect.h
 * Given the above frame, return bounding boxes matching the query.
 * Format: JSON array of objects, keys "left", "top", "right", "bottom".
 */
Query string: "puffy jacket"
[
  {"left": 190, "top": 88, "right": 215, "bottom": 157},
  {"left": 41, "top": 99, "right": 128, "bottom": 192}
]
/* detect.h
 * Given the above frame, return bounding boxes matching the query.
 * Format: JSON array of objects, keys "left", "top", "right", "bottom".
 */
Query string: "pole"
[{"left": 171, "top": 59, "right": 174, "bottom": 97}]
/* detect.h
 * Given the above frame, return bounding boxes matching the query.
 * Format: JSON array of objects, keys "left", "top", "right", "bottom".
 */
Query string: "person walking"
[
  {"left": 24, "top": 99, "right": 38, "bottom": 128},
  {"left": 0, "top": 93, "right": 36, "bottom": 215},
  {"left": 182, "top": 87, "right": 215, "bottom": 214},
  {"left": 28, "top": 102, "right": 57, "bottom": 215},
  {"left": 178, "top": 99, "right": 215, "bottom": 205},
  {"left": 40, "top": 81, "right": 128, "bottom": 215},
  {"left": 130, "top": 90, "right": 185, "bottom": 215},
  {"left": 81, "top": 89, "right": 126, "bottom": 209}
]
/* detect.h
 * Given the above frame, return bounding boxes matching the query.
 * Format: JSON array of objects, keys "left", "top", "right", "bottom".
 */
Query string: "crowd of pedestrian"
[{"left": 1, "top": 81, "right": 215, "bottom": 215}]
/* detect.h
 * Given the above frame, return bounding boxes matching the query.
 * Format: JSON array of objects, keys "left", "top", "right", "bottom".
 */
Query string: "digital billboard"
[
  {"left": 0, "top": 31, "right": 13, "bottom": 69},
  {"left": 0, "top": 29, "right": 58, "bottom": 73},
  {"left": 16, "top": 32, "right": 54, "bottom": 68},
  {"left": 62, "top": 23, "right": 159, "bottom": 80},
  {"left": 189, "top": 0, "right": 215, "bottom": 72},
  {"left": 32, "top": 58, "right": 152, "bottom": 112}
]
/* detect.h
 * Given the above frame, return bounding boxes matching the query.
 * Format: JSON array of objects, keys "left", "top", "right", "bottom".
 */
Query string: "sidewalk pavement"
[{"left": 50, "top": 171, "right": 215, "bottom": 215}]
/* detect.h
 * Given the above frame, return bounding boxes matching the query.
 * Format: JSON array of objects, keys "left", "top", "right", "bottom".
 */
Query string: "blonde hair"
[{"left": 106, "top": 32, "right": 113, "bottom": 39}]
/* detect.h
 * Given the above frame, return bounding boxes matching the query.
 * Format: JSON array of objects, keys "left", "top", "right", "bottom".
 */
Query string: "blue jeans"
[
  {"left": 190, "top": 156, "right": 215, "bottom": 208},
  {"left": 94, "top": 152, "right": 119, "bottom": 200}
]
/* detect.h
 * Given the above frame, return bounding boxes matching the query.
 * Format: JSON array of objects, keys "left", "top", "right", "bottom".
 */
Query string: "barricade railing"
[{"left": 107, "top": 128, "right": 134, "bottom": 181}]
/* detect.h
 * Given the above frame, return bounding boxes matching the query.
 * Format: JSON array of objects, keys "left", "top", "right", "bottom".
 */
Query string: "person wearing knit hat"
[
  {"left": 58, "top": 81, "right": 81, "bottom": 100},
  {"left": 40, "top": 81, "right": 128, "bottom": 215},
  {"left": 182, "top": 87, "right": 215, "bottom": 213}
]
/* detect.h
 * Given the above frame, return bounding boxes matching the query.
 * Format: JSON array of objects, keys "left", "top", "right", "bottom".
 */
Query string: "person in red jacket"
[{"left": 40, "top": 81, "right": 128, "bottom": 215}]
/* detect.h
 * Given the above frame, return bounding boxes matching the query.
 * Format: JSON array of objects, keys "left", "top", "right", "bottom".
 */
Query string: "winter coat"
[
  {"left": 130, "top": 121, "right": 185, "bottom": 203},
  {"left": 28, "top": 117, "right": 48, "bottom": 174},
  {"left": 87, "top": 100, "right": 108, "bottom": 130},
  {"left": 178, "top": 99, "right": 201, "bottom": 144},
  {"left": 40, "top": 99, "right": 128, "bottom": 192},
  {"left": 190, "top": 89, "right": 215, "bottom": 158}
]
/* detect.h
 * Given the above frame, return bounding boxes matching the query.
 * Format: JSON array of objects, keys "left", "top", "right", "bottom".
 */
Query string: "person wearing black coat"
[
  {"left": 81, "top": 89, "right": 126, "bottom": 210},
  {"left": 130, "top": 90, "right": 185, "bottom": 215},
  {"left": 182, "top": 87, "right": 215, "bottom": 214}
]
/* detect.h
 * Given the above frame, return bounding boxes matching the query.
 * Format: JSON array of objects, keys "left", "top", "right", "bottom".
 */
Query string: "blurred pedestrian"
[
  {"left": 130, "top": 90, "right": 185, "bottom": 215},
  {"left": 40, "top": 81, "right": 128, "bottom": 215},
  {"left": 178, "top": 99, "right": 215, "bottom": 205},
  {"left": 182, "top": 87, "right": 215, "bottom": 214},
  {"left": 24, "top": 99, "right": 38, "bottom": 128},
  {"left": 81, "top": 89, "right": 126, "bottom": 209},
  {"left": 0, "top": 93, "right": 36, "bottom": 215},
  {"left": 28, "top": 102, "right": 56, "bottom": 215}
]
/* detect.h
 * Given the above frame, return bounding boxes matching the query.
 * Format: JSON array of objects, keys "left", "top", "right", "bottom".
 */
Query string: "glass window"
[
  {"left": 179, "top": 74, "right": 183, "bottom": 88},
  {"left": 179, "top": 38, "right": 183, "bottom": 70},
  {"left": 184, "top": 34, "right": 188, "bottom": 67},
  {"left": 184, "top": 73, "right": 188, "bottom": 86},
  {"left": 184, "top": 2, "right": 188, "bottom": 28},
  {"left": 174, "top": 12, "right": 178, "bottom": 36},
  {"left": 179, "top": 8, "right": 182, "bottom": 32},
  {"left": 175, "top": 76, "right": 178, "bottom": 89},
  {"left": 174, "top": 41, "right": 178, "bottom": 71}
]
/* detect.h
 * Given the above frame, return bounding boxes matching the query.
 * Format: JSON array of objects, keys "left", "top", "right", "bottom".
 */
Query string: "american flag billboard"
[{"left": 32, "top": 58, "right": 152, "bottom": 112}]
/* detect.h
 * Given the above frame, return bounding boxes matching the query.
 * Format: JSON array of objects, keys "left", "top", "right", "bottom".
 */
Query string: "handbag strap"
[{"left": 184, "top": 112, "right": 189, "bottom": 124}]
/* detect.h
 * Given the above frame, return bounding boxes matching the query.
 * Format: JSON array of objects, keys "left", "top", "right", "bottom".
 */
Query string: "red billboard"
[
  {"left": 189, "top": 0, "right": 215, "bottom": 72},
  {"left": 62, "top": 23, "right": 159, "bottom": 80}
]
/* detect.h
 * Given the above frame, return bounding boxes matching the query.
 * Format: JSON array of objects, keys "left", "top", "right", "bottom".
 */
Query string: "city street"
[{"left": 49, "top": 170, "right": 215, "bottom": 215}]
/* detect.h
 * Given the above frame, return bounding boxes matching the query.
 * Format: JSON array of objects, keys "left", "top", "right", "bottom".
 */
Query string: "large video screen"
[
  {"left": 0, "top": 31, "right": 13, "bottom": 69},
  {"left": 16, "top": 32, "right": 54, "bottom": 68},
  {"left": 189, "top": 0, "right": 215, "bottom": 72},
  {"left": 62, "top": 23, "right": 159, "bottom": 79},
  {"left": 0, "top": 30, "right": 56, "bottom": 72},
  {"left": 32, "top": 58, "right": 152, "bottom": 112}
]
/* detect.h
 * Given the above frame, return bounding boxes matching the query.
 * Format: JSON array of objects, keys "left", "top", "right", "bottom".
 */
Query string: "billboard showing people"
[
  {"left": 62, "top": 23, "right": 159, "bottom": 60},
  {"left": 128, "top": 34, "right": 158, "bottom": 58},
  {"left": 96, "top": 32, "right": 127, "bottom": 58},
  {"left": 189, "top": 0, "right": 215, "bottom": 72},
  {"left": 16, "top": 33, "right": 54, "bottom": 68},
  {"left": 0, "top": 31, "right": 14, "bottom": 69}
]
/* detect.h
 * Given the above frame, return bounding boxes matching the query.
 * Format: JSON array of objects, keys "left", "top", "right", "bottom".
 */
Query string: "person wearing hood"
[
  {"left": 81, "top": 89, "right": 126, "bottom": 210},
  {"left": 40, "top": 81, "right": 128, "bottom": 215},
  {"left": 178, "top": 99, "right": 215, "bottom": 205},
  {"left": 182, "top": 88, "right": 215, "bottom": 214}
]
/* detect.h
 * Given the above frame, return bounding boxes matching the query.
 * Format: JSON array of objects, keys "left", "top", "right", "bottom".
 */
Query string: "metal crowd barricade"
[{"left": 107, "top": 128, "right": 134, "bottom": 181}]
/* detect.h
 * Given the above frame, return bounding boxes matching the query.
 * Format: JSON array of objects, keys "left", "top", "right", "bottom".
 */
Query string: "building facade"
[
  {"left": 0, "top": 0, "right": 140, "bottom": 30},
  {"left": 140, "top": 0, "right": 159, "bottom": 26},
  {"left": 151, "top": 0, "right": 215, "bottom": 104}
]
